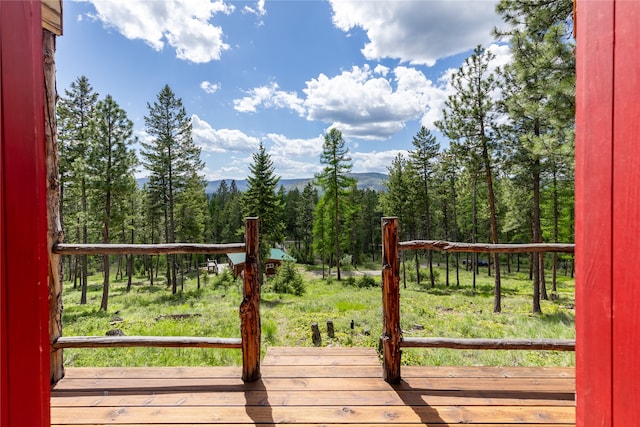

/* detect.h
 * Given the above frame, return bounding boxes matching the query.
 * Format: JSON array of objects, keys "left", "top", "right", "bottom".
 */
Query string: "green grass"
[{"left": 61, "top": 265, "right": 575, "bottom": 368}]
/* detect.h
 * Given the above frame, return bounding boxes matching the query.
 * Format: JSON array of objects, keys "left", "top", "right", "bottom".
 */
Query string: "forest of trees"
[{"left": 56, "top": 0, "right": 574, "bottom": 313}]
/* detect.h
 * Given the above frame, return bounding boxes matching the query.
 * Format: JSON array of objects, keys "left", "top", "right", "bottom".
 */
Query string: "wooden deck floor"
[{"left": 51, "top": 347, "right": 575, "bottom": 426}]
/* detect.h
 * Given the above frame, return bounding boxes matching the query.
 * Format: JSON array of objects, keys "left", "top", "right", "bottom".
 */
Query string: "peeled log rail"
[
  {"left": 53, "top": 242, "right": 245, "bottom": 256},
  {"left": 399, "top": 240, "right": 575, "bottom": 253},
  {"left": 53, "top": 336, "right": 242, "bottom": 349},
  {"left": 401, "top": 337, "right": 575, "bottom": 351}
]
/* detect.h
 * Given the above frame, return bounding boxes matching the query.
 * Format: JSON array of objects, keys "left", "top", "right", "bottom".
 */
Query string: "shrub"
[
  {"left": 270, "top": 262, "right": 305, "bottom": 296},
  {"left": 343, "top": 276, "right": 357, "bottom": 287},
  {"left": 212, "top": 269, "right": 234, "bottom": 290},
  {"left": 357, "top": 274, "right": 377, "bottom": 288}
]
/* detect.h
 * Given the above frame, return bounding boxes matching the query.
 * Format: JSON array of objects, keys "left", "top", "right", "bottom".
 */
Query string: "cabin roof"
[{"left": 227, "top": 248, "right": 296, "bottom": 265}]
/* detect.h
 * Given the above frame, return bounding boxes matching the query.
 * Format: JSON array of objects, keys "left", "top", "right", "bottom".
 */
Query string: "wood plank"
[
  {"left": 51, "top": 389, "right": 575, "bottom": 408},
  {"left": 401, "top": 366, "right": 575, "bottom": 379},
  {"left": 612, "top": 1, "right": 640, "bottom": 425},
  {"left": 52, "top": 376, "right": 574, "bottom": 393},
  {"left": 53, "top": 424, "right": 576, "bottom": 427},
  {"left": 60, "top": 365, "right": 574, "bottom": 380},
  {"left": 262, "top": 354, "right": 379, "bottom": 366},
  {"left": 50, "top": 405, "right": 575, "bottom": 425},
  {"left": 574, "top": 1, "right": 614, "bottom": 426},
  {"left": 265, "top": 346, "right": 377, "bottom": 356}
]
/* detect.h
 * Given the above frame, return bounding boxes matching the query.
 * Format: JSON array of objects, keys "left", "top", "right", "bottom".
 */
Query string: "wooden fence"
[
  {"left": 381, "top": 217, "right": 576, "bottom": 384},
  {"left": 51, "top": 217, "right": 261, "bottom": 383}
]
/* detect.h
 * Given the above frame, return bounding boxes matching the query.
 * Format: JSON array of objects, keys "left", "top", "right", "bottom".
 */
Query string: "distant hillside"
[
  {"left": 206, "top": 172, "right": 388, "bottom": 194},
  {"left": 138, "top": 172, "right": 388, "bottom": 195}
]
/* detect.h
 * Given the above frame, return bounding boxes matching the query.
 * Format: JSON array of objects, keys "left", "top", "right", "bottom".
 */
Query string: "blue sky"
[{"left": 56, "top": 0, "right": 510, "bottom": 181}]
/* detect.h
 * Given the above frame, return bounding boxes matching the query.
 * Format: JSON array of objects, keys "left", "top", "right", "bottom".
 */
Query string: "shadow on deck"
[{"left": 51, "top": 347, "right": 575, "bottom": 426}]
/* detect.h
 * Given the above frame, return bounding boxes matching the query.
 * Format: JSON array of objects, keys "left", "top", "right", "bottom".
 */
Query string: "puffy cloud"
[
  {"left": 352, "top": 150, "right": 409, "bottom": 174},
  {"left": 243, "top": 0, "right": 266, "bottom": 17},
  {"left": 200, "top": 81, "right": 220, "bottom": 94},
  {"left": 329, "top": 0, "right": 501, "bottom": 65},
  {"left": 191, "top": 115, "right": 260, "bottom": 153},
  {"left": 267, "top": 133, "right": 324, "bottom": 158},
  {"left": 303, "top": 65, "right": 442, "bottom": 138},
  {"left": 233, "top": 83, "right": 306, "bottom": 115},
  {"left": 87, "top": 0, "right": 233, "bottom": 63}
]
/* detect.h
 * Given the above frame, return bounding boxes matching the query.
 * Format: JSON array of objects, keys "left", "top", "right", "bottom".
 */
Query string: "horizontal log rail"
[
  {"left": 399, "top": 240, "right": 575, "bottom": 253},
  {"left": 53, "top": 218, "right": 261, "bottom": 383},
  {"left": 401, "top": 337, "right": 575, "bottom": 351},
  {"left": 53, "top": 242, "right": 245, "bottom": 256},
  {"left": 381, "top": 217, "right": 576, "bottom": 384},
  {"left": 53, "top": 336, "right": 242, "bottom": 349}
]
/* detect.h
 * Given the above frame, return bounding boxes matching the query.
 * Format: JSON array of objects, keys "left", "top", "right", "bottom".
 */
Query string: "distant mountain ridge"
[{"left": 137, "top": 172, "right": 388, "bottom": 194}]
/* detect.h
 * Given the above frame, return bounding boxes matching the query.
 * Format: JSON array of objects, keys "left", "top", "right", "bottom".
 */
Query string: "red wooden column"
[
  {"left": 0, "top": 1, "right": 51, "bottom": 426},
  {"left": 611, "top": 1, "right": 640, "bottom": 423},
  {"left": 576, "top": 0, "right": 640, "bottom": 425}
]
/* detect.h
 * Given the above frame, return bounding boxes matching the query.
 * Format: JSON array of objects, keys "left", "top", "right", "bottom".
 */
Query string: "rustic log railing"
[
  {"left": 381, "top": 217, "right": 576, "bottom": 384},
  {"left": 51, "top": 217, "right": 261, "bottom": 383}
]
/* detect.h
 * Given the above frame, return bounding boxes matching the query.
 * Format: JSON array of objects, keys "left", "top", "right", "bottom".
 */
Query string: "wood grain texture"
[
  {"left": 399, "top": 240, "right": 574, "bottom": 253},
  {"left": 240, "top": 217, "right": 261, "bottom": 382},
  {"left": 51, "top": 347, "right": 575, "bottom": 426},
  {"left": 575, "top": 1, "right": 614, "bottom": 426},
  {"left": 53, "top": 242, "right": 245, "bottom": 255},
  {"left": 381, "top": 217, "right": 401, "bottom": 383},
  {"left": 0, "top": 1, "right": 51, "bottom": 425},
  {"left": 612, "top": 1, "right": 640, "bottom": 423},
  {"left": 53, "top": 336, "right": 242, "bottom": 349},
  {"left": 401, "top": 337, "right": 575, "bottom": 351}
]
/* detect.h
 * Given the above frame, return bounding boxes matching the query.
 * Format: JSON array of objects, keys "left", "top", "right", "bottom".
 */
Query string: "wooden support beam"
[
  {"left": 381, "top": 217, "right": 401, "bottom": 384},
  {"left": 240, "top": 217, "right": 261, "bottom": 382},
  {"left": 399, "top": 240, "right": 574, "bottom": 253},
  {"left": 52, "top": 336, "right": 242, "bottom": 349},
  {"left": 401, "top": 337, "right": 575, "bottom": 351},
  {"left": 53, "top": 242, "right": 245, "bottom": 255}
]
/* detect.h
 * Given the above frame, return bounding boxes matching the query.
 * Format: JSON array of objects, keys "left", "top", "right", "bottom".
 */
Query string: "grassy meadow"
[{"left": 61, "top": 260, "right": 575, "bottom": 368}]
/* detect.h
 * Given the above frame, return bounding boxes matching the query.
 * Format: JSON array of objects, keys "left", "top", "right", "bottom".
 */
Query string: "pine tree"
[
  {"left": 409, "top": 126, "right": 440, "bottom": 287},
  {"left": 87, "top": 95, "right": 137, "bottom": 311},
  {"left": 315, "top": 128, "right": 356, "bottom": 281},
  {"left": 296, "top": 182, "right": 317, "bottom": 264},
  {"left": 142, "top": 85, "right": 204, "bottom": 293},
  {"left": 436, "top": 45, "right": 503, "bottom": 313},
  {"left": 243, "top": 143, "right": 285, "bottom": 281},
  {"left": 495, "top": 0, "right": 575, "bottom": 313},
  {"left": 57, "top": 75, "right": 99, "bottom": 304}
]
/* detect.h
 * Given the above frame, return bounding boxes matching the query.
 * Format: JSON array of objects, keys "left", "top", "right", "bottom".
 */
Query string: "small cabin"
[{"left": 227, "top": 248, "right": 296, "bottom": 278}]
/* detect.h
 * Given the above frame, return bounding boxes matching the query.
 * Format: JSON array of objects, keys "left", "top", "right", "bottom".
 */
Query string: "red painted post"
[
  {"left": 240, "top": 217, "right": 261, "bottom": 382},
  {"left": 612, "top": 2, "right": 640, "bottom": 423},
  {"left": 0, "top": 1, "right": 51, "bottom": 426},
  {"left": 575, "top": 1, "right": 613, "bottom": 426},
  {"left": 381, "top": 217, "right": 401, "bottom": 383}
]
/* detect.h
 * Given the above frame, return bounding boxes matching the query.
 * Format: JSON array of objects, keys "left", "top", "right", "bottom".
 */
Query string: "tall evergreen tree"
[
  {"left": 495, "top": 0, "right": 575, "bottom": 313},
  {"left": 243, "top": 143, "right": 285, "bottom": 281},
  {"left": 142, "top": 85, "right": 203, "bottom": 293},
  {"left": 87, "top": 95, "right": 137, "bottom": 311},
  {"left": 436, "top": 45, "right": 503, "bottom": 312},
  {"left": 315, "top": 128, "right": 356, "bottom": 281},
  {"left": 57, "top": 75, "right": 99, "bottom": 304},
  {"left": 296, "top": 182, "right": 317, "bottom": 264},
  {"left": 409, "top": 126, "right": 440, "bottom": 287}
]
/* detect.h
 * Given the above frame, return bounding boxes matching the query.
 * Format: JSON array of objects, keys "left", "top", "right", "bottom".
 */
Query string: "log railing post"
[
  {"left": 240, "top": 217, "right": 261, "bottom": 382},
  {"left": 44, "top": 28, "right": 65, "bottom": 385},
  {"left": 382, "top": 217, "right": 401, "bottom": 383}
]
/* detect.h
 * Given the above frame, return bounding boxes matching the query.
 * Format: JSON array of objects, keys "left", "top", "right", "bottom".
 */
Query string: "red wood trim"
[
  {"left": 0, "top": 1, "right": 51, "bottom": 426},
  {"left": 575, "top": 1, "right": 614, "bottom": 426},
  {"left": 612, "top": 1, "right": 640, "bottom": 423}
]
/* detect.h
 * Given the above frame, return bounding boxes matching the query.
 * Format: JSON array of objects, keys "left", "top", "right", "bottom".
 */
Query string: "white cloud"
[
  {"left": 303, "top": 65, "right": 442, "bottom": 138},
  {"left": 191, "top": 115, "right": 260, "bottom": 153},
  {"left": 87, "top": 0, "right": 233, "bottom": 63},
  {"left": 233, "top": 83, "right": 305, "bottom": 115},
  {"left": 267, "top": 133, "right": 324, "bottom": 158},
  {"left": 243, "top": 0, "right": 266, "bottom": 17},
  {"left": 352, "top": 150, "right": 409, "bottom": 174},
  {"left": 200, "top": 81, "right": 220, "bottom": 94},
  {"left": 329, "top": 0, "right": 501, "bottom": 66}
]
